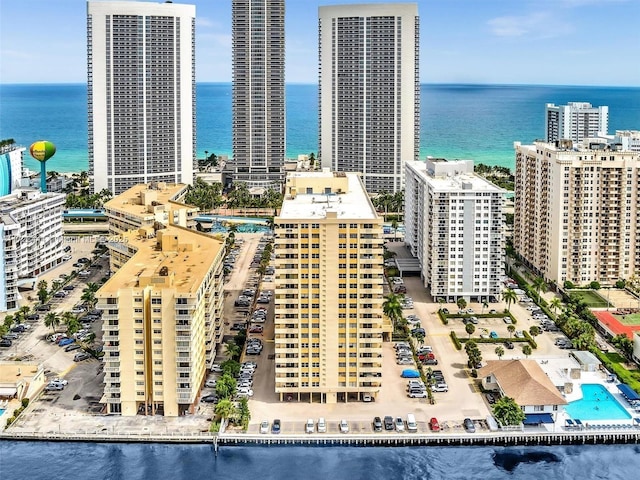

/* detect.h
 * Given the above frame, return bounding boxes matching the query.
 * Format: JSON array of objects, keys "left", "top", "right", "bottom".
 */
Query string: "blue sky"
[{"left": 1, "top": 0, "right": 638, "bottom": 85}]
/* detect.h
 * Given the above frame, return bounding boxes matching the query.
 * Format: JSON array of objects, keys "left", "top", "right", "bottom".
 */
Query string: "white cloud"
[
  {"left": 487, "top": 12, "right": 573, "bottom": 39},
  {"left": 196, "top": 17, "right": 215, "bottom": 28}
]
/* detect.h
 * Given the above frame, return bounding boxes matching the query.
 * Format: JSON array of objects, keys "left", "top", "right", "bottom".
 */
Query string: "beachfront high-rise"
[
  {"left": 273, "top": 171, "right": 390, "bottom": 403},
  {"left": 404, "top": 159, "right": 505, "bottom": 303},
  {"left": 231, "top": 0, "right": 285, "bottom": 186},
  {"left": 318, "top": 3, "right": 420, "bottom": 194},
  {"left": 98, "top": 183, "right": 225, "bottom": 417},
  {"left": 514, "top": 139, "right": 639, "bottom": 287},
  {"left": 87, "top": 1, "right": 196, "bottom": 195},
  {"left": 545, "top": 102, "right": 608, "bottom": 144}
]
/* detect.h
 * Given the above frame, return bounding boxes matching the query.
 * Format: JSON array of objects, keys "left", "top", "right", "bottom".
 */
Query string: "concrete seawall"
[{"left": 2, "top": 429, "right": 639, "bottom": 449}]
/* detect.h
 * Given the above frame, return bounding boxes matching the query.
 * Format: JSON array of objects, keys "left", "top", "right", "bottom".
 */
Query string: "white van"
[{"left": 406, "top": 413, "right": 418, "bottom": 433}]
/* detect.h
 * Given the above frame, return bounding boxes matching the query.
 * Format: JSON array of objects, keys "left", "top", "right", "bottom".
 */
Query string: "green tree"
[
  {"left": 612, "top": 334, "right": 634, "bottom": 360},
  {"left": 502, "top": 289, "right": 518, "bottom": 313},
  {"left": 37, "top": 280, "right": 49, "bottom": 304},
  {"left": 214, "top": 398, "right": 237, "bottom": 420},
  {"left": 61, "top": 312, "right": 80, "bottom": 335},
  {"left": 44, "top": 312, "right": 60, "bottom": 334},
  {"left": 522, "top": 344, "right": 532, "bottom": 358},
  {"left": 507, "top": 325, "right": 516, "bottom": 338},
  {"left": 615, "top": 279, "right": 626, "bottom": 289},
  {"left": 549, "top": 297, "right": 562, "bottom": 316},
  {"left": 465, "top": 323, "right": 476, "bottom": 339},
  {"left": 457, "top": 298, "right": 467, "bottom": 311},
  {"left": 221, "top": 359, "right": 241, "bottom": 377},
  {"left": 238, "top": 397, "right": 251, "bottom": 429},
  {"left": 215, "top": 374, "right": 237, "bottom": 400},
  {"left": 495, "top": 346, "right": 505, "bottom": 360},
  {"left": 589, "top": 281, "right": 601, "bottom": 290},
  {"left": 383, "top": 293, "right": 404, "bottom": 331},
  {"left": 532, "top": 277, "right": 547, "bottom": 303},
  {"left": 492, "top": 396, "right": 526, "bottom": 426},
  {"left": 415, "top": 332, "right": 425, "bottom": 346},
  {"left": 529, "top": 325, "right": 541, "bottom": 339},
  {"left": 224, "top": 341, "right": 241, "bottom": 360}
]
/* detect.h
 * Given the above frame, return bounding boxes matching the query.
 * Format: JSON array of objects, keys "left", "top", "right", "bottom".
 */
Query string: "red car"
[{"left": 429, "top": 417, "right": 440, "bottom": 432}]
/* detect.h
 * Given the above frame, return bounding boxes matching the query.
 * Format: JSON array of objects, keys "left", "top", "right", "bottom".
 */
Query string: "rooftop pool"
[{"left": 565, "top": 384, "right": 632, "bottom": 421}]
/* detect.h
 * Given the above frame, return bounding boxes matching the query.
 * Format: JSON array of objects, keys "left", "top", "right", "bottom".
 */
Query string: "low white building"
[
  {"left": 405, "top": 159, "right": 505, "bottom": 303},
  {"left": 0, "top": 189, "right": 65, "bottom": 312}
]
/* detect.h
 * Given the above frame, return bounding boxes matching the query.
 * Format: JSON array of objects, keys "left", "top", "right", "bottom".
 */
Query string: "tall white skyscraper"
[
  {"left": 318, "top": 3, "right": 420, "bottom": 194},
  {"left": 87, "top": 1, "right": 196, "bottom": 195},
  {"left": 545, "top": 102, "right": 608, "bottom": 144},
  {"left": 231, "top": 0, "right": 285, "bottom": 187}
]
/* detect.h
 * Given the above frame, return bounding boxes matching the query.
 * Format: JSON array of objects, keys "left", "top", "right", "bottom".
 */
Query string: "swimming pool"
[
  {"left": 0, "top": 409, "right": 5, "bottom": 417},
  {"left": 565, "top": 384, "right": 632, "bottom": 421}
]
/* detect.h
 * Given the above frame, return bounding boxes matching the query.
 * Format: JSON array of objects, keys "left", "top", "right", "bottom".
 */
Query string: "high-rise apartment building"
[
  {"left": 87, "top": 1, "right": 196, "bottom": 195},
  {"left": 273, "top": 171, "right": 389, "bottom": 403},
  {"left": 231, "top": 0, "right": 285, "bottom": 186},
  {"left": 98, "top": 184, "right": 225, "bottom": 416},
  {"left": 318, "top": 3, "right": 420, "bottom": 194},
  {"left": 545, "top": 102, "right": 608, "bottom": 144},
  {"left": 514, "top": 140, "right": 639, "bottom": 286},
  {"left": 0, "top": 189, "right": 65, "bottom": 312},
  {"left": 405, "top": 159, "right": 505, "bottom": 303}
]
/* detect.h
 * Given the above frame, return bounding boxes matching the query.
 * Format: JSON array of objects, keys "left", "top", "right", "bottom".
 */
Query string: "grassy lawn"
[
  {"left": 568, "top": 289, "right": 610, "bottom": 308},
  {"left": 617, "top": 313, "right": 640, "bottom": 325}
]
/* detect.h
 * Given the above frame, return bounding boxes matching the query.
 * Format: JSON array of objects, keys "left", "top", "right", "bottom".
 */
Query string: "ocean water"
[
  {"left": 1, "top": 83, "right": 638, "bottom": 174},
  {"left": 1, "top": 441, "right": 640, "bottom": 480}
]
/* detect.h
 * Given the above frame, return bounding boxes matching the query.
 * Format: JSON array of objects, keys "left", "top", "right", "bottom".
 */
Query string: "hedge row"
[
  {"left": 437, "top": 310, "right": 448, "bottom": 325},
  {"left": 460, "top": 337, "right": 529, "bottom": 345},
  {"left": 592, "top": 350, "right": 640, "bottom": 393},
  {"left": 450, "top": 331, "right": 462, "bottom": 350},
  {"left": 523, "top": 330, "right": 538, "bottom": 349}
]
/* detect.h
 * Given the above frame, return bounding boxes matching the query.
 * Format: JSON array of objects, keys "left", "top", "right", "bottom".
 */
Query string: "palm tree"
[
  {"left": 44, "top": 312, "right": 60, "bottom": 334},
  {"left": 522, "top": 344, "right": 532, "bottom": 358},
  {"left": 529, "top": 326, "right": 540, "bottom": 339},
  {"left": 507, "top": 325, "right": 516, "bottom": 338},
  {"left": 502, "top": 289, "right": 518, "bottom": 313},
  {"left": 224, "top": 341, "right": 241, "bottom": 359},
  {"left": 532, "top": 277, "right": 547, "bottom": 303},
  {"left": 550, "top": 297, "right": 562, "bottom": 316},
  {"left": 495, "top": 346, "right": 505, "bottom": 360},
  {"left": 482, "top": 301, "right": 489, "bottom": 314},
  {"left": 465, "top": 323, "right": 476, "bottom": 339},
  {"left": 214, "top": 399, "right": 237, "bottom": 421},
  {"left": 383, "top": 293, "right": 404, "bottom": 331}
]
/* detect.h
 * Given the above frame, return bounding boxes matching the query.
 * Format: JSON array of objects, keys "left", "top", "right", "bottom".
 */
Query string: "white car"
[
  {"left": 51, "top": 378, "right": 68, "bottom": 386},
  {"left": 260, "top": 420, "right": 269, "bottom": 434},
  {"left": 237, "top": 388, "right": 254, "bottom": 397},
  {"left": 305, "top": 418, "right": 315, "bottom": 433},
  {"left": 78, "top": 270, "right": 91, "bottom": 277},
  {"left": 211, "top": 364, "right": 223, "bottom": 373},
  {"left": 62, "top": 255, "right": 72, "bottom": 261},
  {"left": 317, "top": 417, "right": 327, "bottom": 433},
  {"left": 395, "top": 417, "right": 405, "bottom": 432},
  {"left": 339, "top": 419, "right": 349, "bottom": 433},
  {"left": 205, "top": 379, "right": 217, "bottom": 388}
]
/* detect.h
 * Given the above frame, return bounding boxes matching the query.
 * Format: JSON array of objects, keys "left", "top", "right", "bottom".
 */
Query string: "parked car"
[
  {"left": 53, "top": 291, "right": 67, "bottom": 298},
  {"left": 0, "top": 339, "right": 12, "bottom": 347},
  {"left": 272, "top": 419, "right": 281, "bottom": 434},
  {"left": 504, "top": 341, "right": 514, "bottom": 349},
  {"left": 2, "top": 333, "right": 18, "bottom": 341},
  {"left": 429, "top": 417, "right": 440, "bottom": 431},
  {"left": 59, "top": 338, "right": 75, "bottom": 347},
  {"left": 201, "top": 394, "right": 218, "bottom": 403},
  {"left": 73, "top": 352, "right": 91, "bottom": 362},
  {"left": 65, "top": 344, "right": 81, "bottom": 352},
  {"left": 45, "top": 384, "right": 64, "bottom": 392},
  {"left": 205, "top": 379, "right": 217, "bottom": 388},
  {"left": 373, "top": 416, "right": 383, "bottom": 432},
  {"left": 211, "top": 364, "right": 223, "bottom": 373},
  {"left": 384, "top": 416, "right": 394, "bottom": 430},
  {"left": 408, "top": 390, "right": 428, "bottom": 398},
  {"left": 463, "top": 418, "right": 476, "bottom": 433},
  {"left": 489, "top": 331, "right": 499, "bottom": 339},
  {"left": 339, "top": 419, "right": 349, "bottom": 433},
  {"left": 317, "top": 417, "right": 327, "bottom": 433},
  {"left": 63, "top": 285, "right": 75, "bottom": 291},
  {"left": 249, "top": 325, "right": 263, "bottom": 333},
  {"left": 423, "top": 358, "right": 439, "bottom": 366},
  {"left": 432, "top": 383, "right": 449, "bottom": 393},
  {"left": 401, "top": 369, "right": 420, "bottom": 378},
  {"left": 260, "top": 420, "right": 269, "bottom": 434},
  {"left": 395, "top": 417, "right": 405, "bottom": 432},
  {"left": 305, "top": 418, "right": 315, "bottom": 434}
]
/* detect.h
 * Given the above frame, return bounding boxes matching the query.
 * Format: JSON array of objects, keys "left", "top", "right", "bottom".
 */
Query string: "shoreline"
[{"left": 2, "top": 427, "right": 639, "bottom": 448}]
